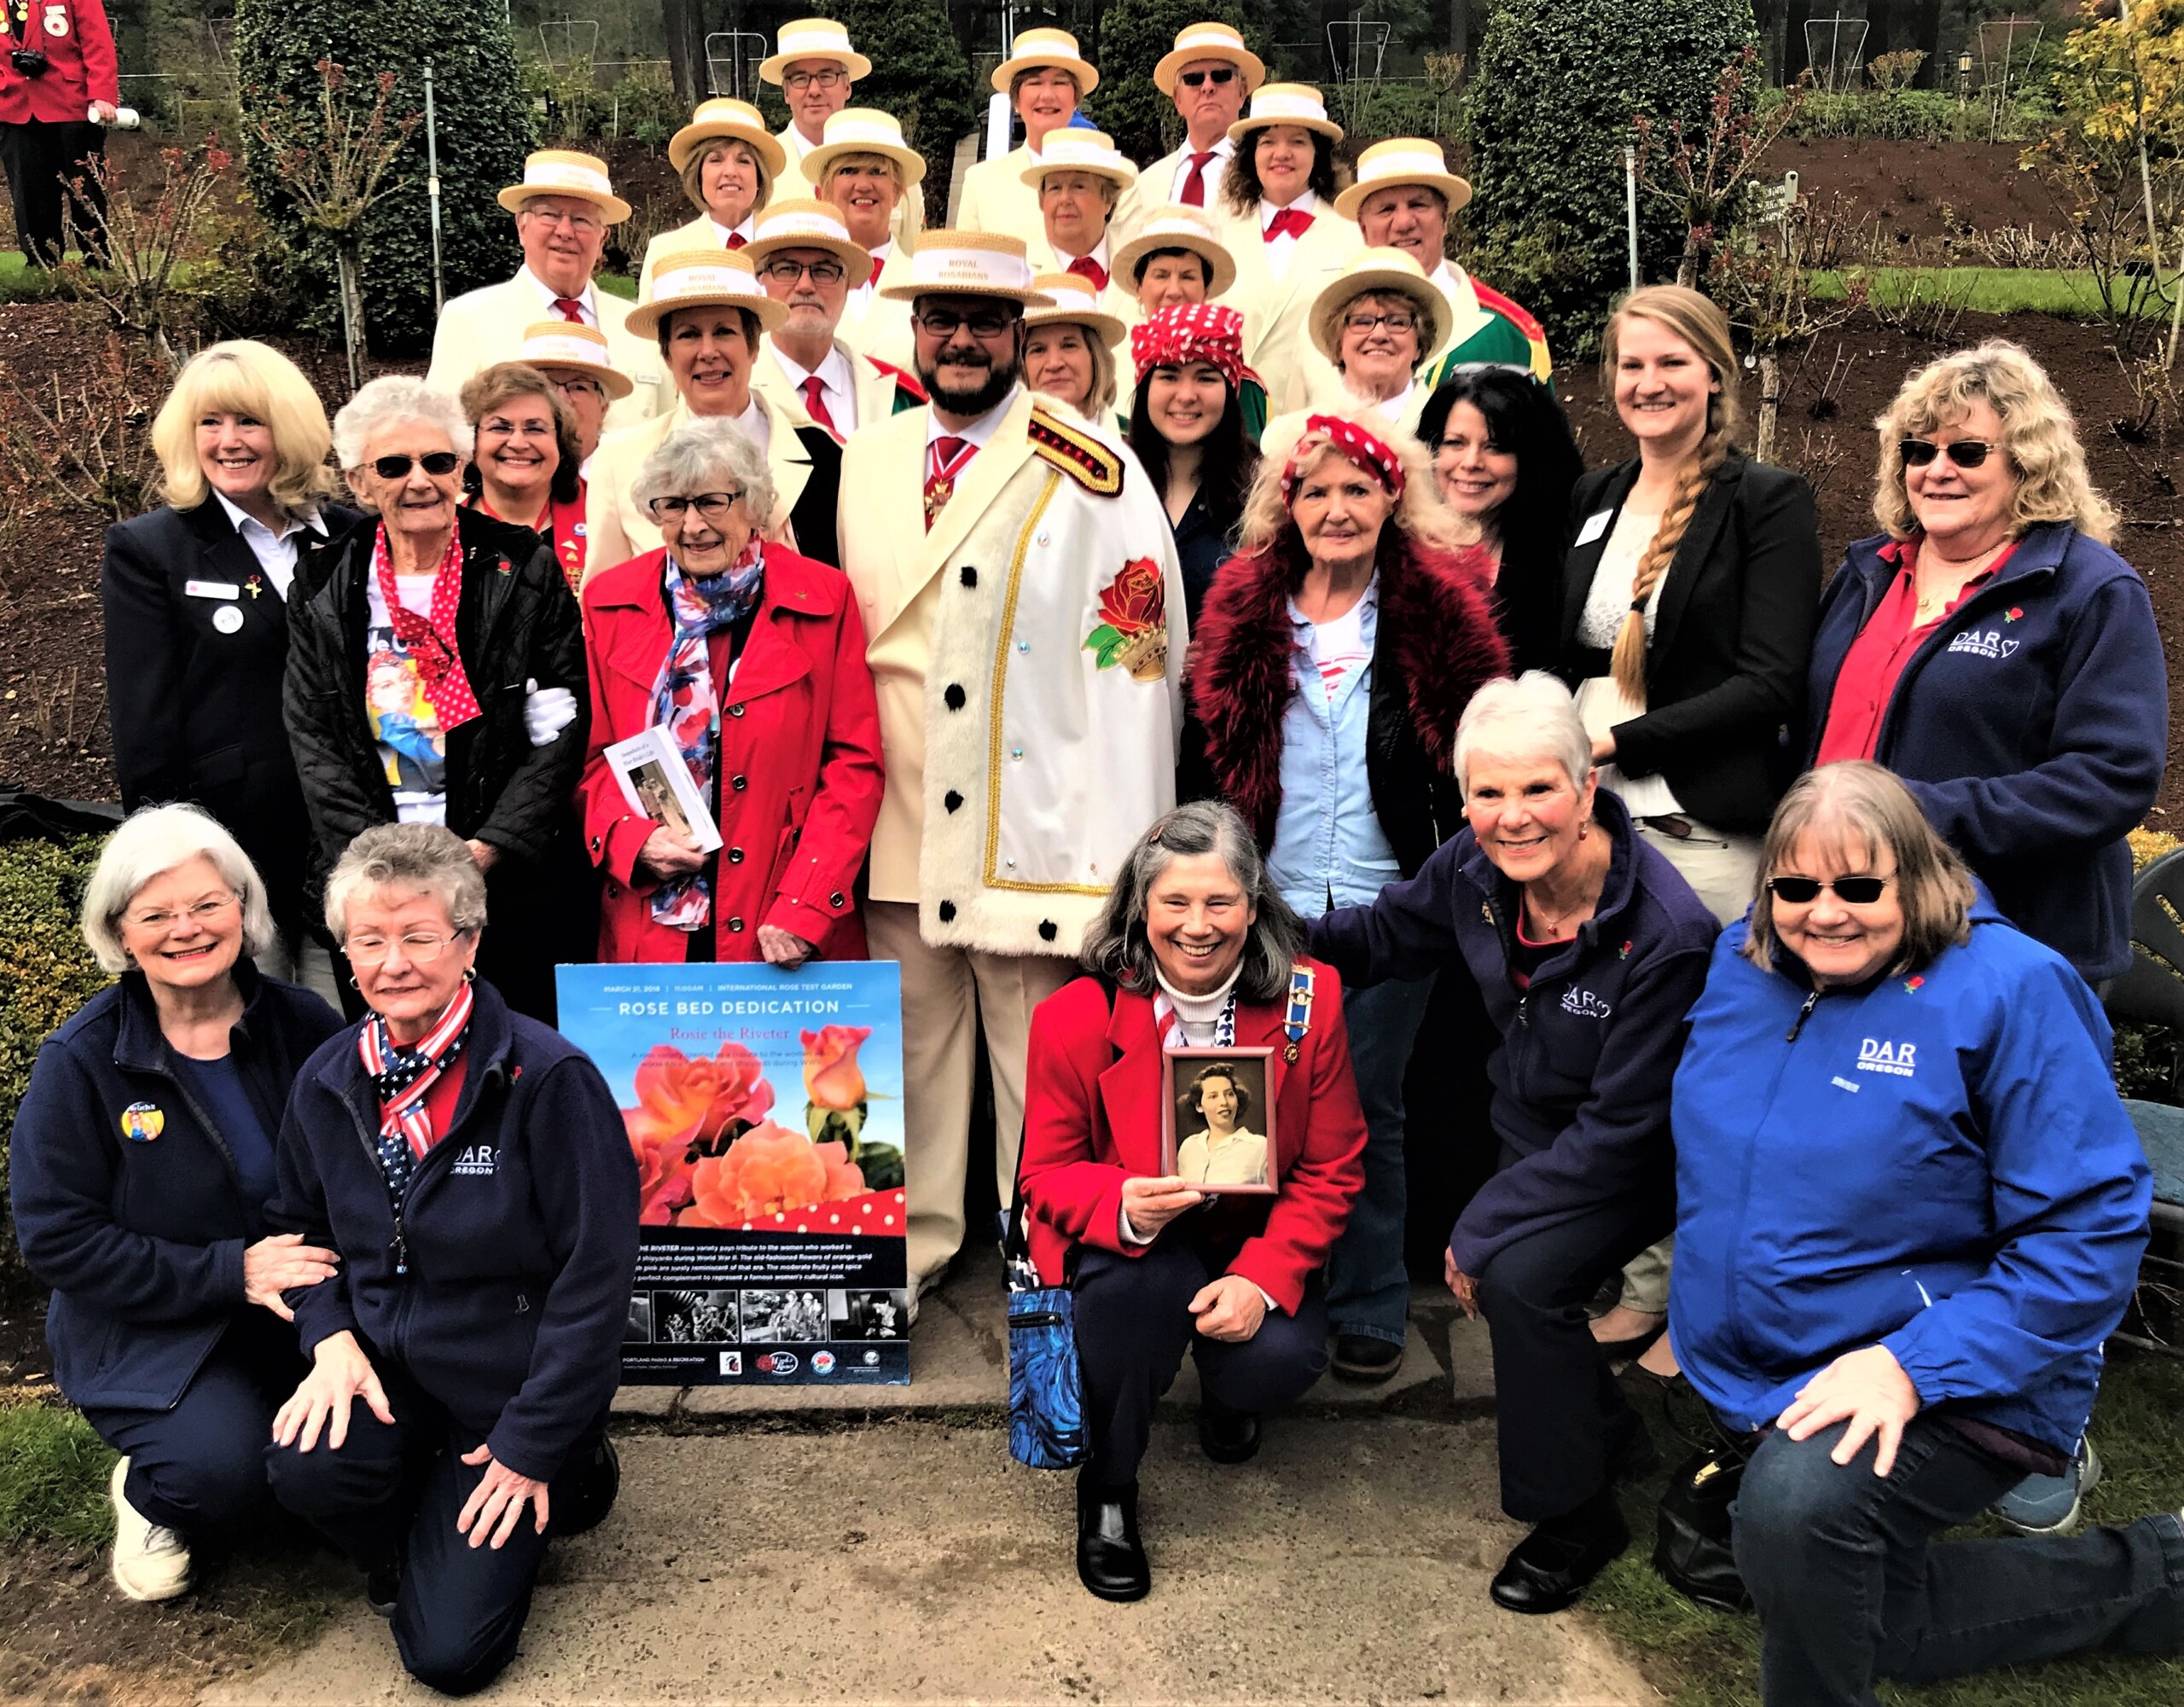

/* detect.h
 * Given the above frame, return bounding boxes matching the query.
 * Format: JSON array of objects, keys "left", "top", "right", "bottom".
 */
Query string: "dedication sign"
[{"left": 557, "top": 962, "right": 909, "bottom": 1385}]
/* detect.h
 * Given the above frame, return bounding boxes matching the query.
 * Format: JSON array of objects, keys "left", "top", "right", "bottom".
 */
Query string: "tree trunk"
[
  {"left": 1756, "top": 350, "right": 1782, "bottom": 464},
  {"left": 336, "top": 247, "right": 365, "bottom": 394},
  {"left": 1783, "top": 0, "right": 1815, "bottom": 83},
  {"left": 663, "top": 0, "right": 710, "bottom": 108}
]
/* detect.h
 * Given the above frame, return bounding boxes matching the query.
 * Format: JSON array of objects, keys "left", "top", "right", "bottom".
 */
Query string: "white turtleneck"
[{"left": 1153, "top": 963, "right": 1241, "bottom": 1046}]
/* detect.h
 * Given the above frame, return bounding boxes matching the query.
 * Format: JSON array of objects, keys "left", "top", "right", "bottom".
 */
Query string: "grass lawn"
[
  {"left": 1587, "top": 1348, "right": 2184, "bottom": 1705},
  {"left": 1808, "top": 266, "right": 2171, "bottom": 319}
]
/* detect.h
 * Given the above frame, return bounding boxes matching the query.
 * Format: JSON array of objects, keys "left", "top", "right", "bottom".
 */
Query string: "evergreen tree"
[
  {"left": 1088, "top": 0, "right": 1267, "bottom": 166},
  {"left": 839, "top": 0, "right": 978, "bottom": 228}
]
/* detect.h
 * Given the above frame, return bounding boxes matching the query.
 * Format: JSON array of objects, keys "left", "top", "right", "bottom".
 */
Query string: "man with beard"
[{"left": 838, "top": 232, "right": 1188, "bottom": 1301}]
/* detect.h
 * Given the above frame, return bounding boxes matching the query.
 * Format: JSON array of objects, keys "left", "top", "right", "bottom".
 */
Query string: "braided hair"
[{"left": 1600, "top": 286, "right": 1742, "bottom": 705}]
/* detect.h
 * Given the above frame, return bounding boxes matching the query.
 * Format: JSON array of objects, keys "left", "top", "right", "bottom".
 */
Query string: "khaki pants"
[{"left": 865, "top": 901, "right": 1076, "bottom": 1287}]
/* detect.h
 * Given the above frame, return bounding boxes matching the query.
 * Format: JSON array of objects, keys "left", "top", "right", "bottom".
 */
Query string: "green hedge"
[
  {"left": 1776, "top": 86, "right": 2047, "bottom": 142},
  {"left": 0, "top": 839, "right": 111, "bottom": 1285},
  {"left": 836, "top": 0, "right": 977, "bottom": 228}
]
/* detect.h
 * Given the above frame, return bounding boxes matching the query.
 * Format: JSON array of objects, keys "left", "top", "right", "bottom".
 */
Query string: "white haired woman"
[
  {"left": 9, "top": 804, "right": 343, "bottom": 1605},
  {"left": 283, "top": 375, "right": 590, "bottom": 1024},
  {"left": 263, "top": 823, "right": 637, "bottom": 1694},
  {"left": 1019, "top": 800, "right": 1368, "bottom": 1601},
  {"left": 1670, "top": 763, "right": 2180, "bottom": 1705},
  {"left": 102, "top": 340, "right": 363, "bottom": 1002},
  {"left": 1187, "top": 405, "right": 1506, "bottom": 1385},
  {"left": 1806, "top": 340, "right": 2166, "bottom": 989},
  {"left": 1310, "top": 672, "right": 1718, "bottom": 1613},
  {"left": 578, "top": 417, "right": 882, "bottom": 963}
]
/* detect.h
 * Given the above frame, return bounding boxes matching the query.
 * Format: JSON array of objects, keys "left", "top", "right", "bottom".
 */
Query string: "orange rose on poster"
[
  {"left": 1083, "top": 556, "right": 1169, "bottom": 683},
  {"left": 682, "top": 1123, "right": 869, "bottom": 1225},
  {"left": 625, "top": 1042, "right": 775, "bottom": 1149},
  {"left": 801, "top": 1024, "right": 873, "bottom": 1110}
]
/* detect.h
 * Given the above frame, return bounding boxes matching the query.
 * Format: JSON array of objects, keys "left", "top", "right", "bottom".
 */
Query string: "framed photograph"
[{"left": 1161, "top": 1047, "right": 1277, "bottom": 1195}]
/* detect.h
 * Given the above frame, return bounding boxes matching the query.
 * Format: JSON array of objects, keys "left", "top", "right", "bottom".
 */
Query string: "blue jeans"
[
  {"left": 1734, "top": 1416, "right": 2184, "bottom": 1706},
  {"left": 1324, "top": 974, "right": 1436, "bottom": 1344}
]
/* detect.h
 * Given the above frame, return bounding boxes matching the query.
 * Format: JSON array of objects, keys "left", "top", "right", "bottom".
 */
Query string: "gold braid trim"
[
  {"left": 1609, "top": 425, "right": 1733, "bottom": 705},
  {"left": 1027, "top": 406, "right": 1124, "bottom": 496}
]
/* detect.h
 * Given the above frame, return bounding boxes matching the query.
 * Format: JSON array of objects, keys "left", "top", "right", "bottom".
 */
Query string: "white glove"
[{"left": 522, "top": 680, "right": 578, "bottom": 747}]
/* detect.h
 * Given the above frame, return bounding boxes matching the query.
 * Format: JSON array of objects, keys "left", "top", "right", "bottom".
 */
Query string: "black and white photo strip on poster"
[{"left": 623, "top": 1282, "right": 913, "bottom": 1379}]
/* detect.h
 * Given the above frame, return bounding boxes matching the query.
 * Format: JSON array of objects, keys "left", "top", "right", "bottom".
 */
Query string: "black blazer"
[
  {"left": 101, "top": 499, "right": 361, "bottom": 934},
  {"left": 1556, "top": 451, "right": 1821, "bottom": 832},
  {"left": 282, "top": 507, "right": 589, "bottom": 909}
]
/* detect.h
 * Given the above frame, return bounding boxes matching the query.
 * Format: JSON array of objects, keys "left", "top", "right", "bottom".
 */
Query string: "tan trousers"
[{"left": 866, "top": 901, "right": 1077, "bottom": 1287}]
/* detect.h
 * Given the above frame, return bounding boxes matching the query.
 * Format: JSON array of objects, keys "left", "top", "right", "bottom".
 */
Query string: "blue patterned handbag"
[{"left": 1002, "top": 1182, "right": 1087, "bottom": 1470}]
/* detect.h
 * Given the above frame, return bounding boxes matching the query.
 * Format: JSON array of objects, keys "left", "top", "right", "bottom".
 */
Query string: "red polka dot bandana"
[
  {"left": 1281, "top": 414, "right": 1407, "bottom": 508},
  {"left": 1129, "top": 303, "right": 1258, "bottom": 394}
]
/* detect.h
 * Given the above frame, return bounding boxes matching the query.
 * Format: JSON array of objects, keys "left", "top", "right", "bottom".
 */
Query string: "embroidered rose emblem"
[
  {"left": 1903, "top": 976, "right": 1925, "bottom": 994},
  {"left": 1084, "top": 557, "right": 1169, "bottom": 683},
  {"left": 2004, "top": 607, "right": 2024, "bottom": 623}
]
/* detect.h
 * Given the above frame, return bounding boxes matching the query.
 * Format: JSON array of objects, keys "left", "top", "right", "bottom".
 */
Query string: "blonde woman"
[
  {"left": 1804, "top": 340, "right": 2164, "bottom": 987},
  {"left": 102, "top": 341, "right": 358, "bottom": 996},
  {"left": 637, "top": 98, "right": 787, "bottom": 299},
  {"left": 805, "top": 108, "right": 926, "bottom": 370}
]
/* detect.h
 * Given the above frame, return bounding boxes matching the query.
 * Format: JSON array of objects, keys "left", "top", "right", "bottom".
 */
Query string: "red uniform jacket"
[
  {"left": 1, "top": 0, "right": 119, "bottom": 124},
  {"left": 578, "top": 544, "right": 884, "bottom": 963},
  {"left": 1019, "top": 962, "right": 1368, "bottom": 1314}
]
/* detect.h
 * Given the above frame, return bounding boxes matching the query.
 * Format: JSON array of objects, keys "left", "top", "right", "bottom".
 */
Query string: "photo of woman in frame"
[{"left": 1165, "top": 1050, "right": 1275, "bottom": 1192}]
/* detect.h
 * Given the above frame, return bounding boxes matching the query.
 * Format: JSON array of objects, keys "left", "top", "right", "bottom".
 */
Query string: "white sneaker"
[{"left": 109, "top": 1456, "right": 191, "bottom": 1602}]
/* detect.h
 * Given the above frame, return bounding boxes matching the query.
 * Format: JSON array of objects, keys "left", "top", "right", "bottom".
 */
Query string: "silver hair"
[
  {"left": 1079, "top": 801, "right": 1304, "bottom": 1004},
  {"left": 331, "top": 374, "right": 476, "bottom": 473},
  {"left": 1453, "top": 671, "right": 1594, "bottom": 796},
  {"left": 81, "top": 803, "right": 277, "bottom": 975},
  {"left": 322, "top": 823, "right": 489, "bottom": 943},
  {"left": 630, "top": 415, "right": 776, "bottom": 525}
]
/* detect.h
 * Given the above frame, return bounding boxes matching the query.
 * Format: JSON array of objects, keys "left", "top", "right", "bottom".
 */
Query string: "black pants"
[
  {"left": 264, "top": 1359, "right": 615, "bottom": 1697},
  {"left": 1472, "top": 1181, "right": 1672, "bottom": 1523},
  {"left": 80, "top": 1311, "right": 305, "bottom": 1539},
  {"left": 0, "top": 117, "right": 103, "bottom": 263},
  {"left": 1074, "top": 1233, "right": 1328, "bottom": 1488}
]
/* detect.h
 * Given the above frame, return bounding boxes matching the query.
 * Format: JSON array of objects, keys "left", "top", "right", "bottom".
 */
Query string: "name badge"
[
  {"left": 1574, "top": 510, "right": 1613, "bottom": 548},
  {"left": 184, "top": 578, "right": 241, "bottom": 600}
]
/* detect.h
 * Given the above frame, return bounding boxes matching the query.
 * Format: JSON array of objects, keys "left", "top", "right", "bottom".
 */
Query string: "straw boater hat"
[
  {"left": 1154, "top": 21, "right": 1267, "bottom": 96},
  {"left": 877, "top": 231, "right": 1054, "bottom": 305},
  {"left": 1024, "top": 272, "right": 1130, "bottom": 350},
  {"left": 514, "top": 322, "right": 635, "bottom": 401},
  {"left": 1112, "top": 206, "right": 1238, "bottom": 299},
  {"left": 799, "top": 107, "right": 928, "bottom": 189},
  {"left": 759, "top": 17, "right": 872, "bottom": 84},
  {"left": 668, "top": 97, "right": 789, "bottom": 177},
  {"left": 497, "top": 150, "right": 632, "bottom": 224},
  {"left": 626, "top": 249, "right": 791, "bottom": 340},
  {"left": 1228, "top": 82, "right": 1344, "bottom": 146},
  {"left": 744, "top": 197, "right": 875, "bottom": 288},
  {"left": 1310, "top": 247, "right": 1443, "bottom": 364},
  {"left": 1019, "top": 128, "right": 1136, "bottom": 193},
  {"left": 992, "top": 26, "right": 1100, "bottom": 96},
  {"left": 1333, "top": 136, "right": 1475, "bottom": 222}
]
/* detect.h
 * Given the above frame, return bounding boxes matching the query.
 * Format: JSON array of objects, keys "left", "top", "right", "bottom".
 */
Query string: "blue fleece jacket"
[
  {"left": 1309, "top": 790, "right": 1719, "bottom": 1274},
  {"left": 1806, "top": 522, "right": 2167, "bottom": 982},
  {"left": 1668, "top": 905, "right": 2151, "bottom": 1452},
  {"left": 10, "top": 966, "right": 342, "bottom": 1411},
  {"left": 269, "top": 979, "right": 638, "bottom": 1483}
]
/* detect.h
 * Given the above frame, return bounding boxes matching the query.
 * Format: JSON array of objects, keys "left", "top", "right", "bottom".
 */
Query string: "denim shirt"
[{"left": 1266, "top": 576, "right": 1400, "bottom": 919}]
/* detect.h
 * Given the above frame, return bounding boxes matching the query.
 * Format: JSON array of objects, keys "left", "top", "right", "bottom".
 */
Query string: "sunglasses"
[
  {"left": 1764, "top": 875, "right": 1892, "bottom": 905},
  {"left": 1899, "top": 438, "right": 1995, "bottom": 470},
  {"left": 1177, "top": 67, "right": 1237, "bottom": 87},
  {"left": 372, "top": 451, "right": 462, "bottom": 479}
]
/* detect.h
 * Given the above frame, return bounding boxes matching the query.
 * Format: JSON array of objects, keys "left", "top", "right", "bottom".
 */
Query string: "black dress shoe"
[
  {"left": 1197, "top": 1400, "right": 1261, "bottom": 1464},
  {"left": 549, "top": 1437, "right": 620, "bottom": 1539},
  {"left": 1490, "top": 1494, "right": 1629, "bottom": 1615},
  {"left": 1331, "top": 1333, "right": 1404, "bottom": 1384},
  {"left": 365, "top": 1558, "right": 400, "bottom": 1618},
  {"left": 1076, "top": 1478, "right": 1150, "bottom": 1602}
]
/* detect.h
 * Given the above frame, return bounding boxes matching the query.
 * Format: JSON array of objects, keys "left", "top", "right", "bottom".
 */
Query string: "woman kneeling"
[
  {"left": 264, "top": 824, "right": 638, "bottom": 1695},
  {"left": 1672, "top": 761, "right": 2179, "bottom": 1705},
  {"left": 1020, "top": 801, "right": 1367, "bottom": 1603}
]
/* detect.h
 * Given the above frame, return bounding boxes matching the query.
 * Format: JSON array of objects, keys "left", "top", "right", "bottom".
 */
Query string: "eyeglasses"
[
  {"left": 783, "top": 67, "right": 848, "bottom": 90},
  {"left": 1764, "top": 875, "right": 1893, "bottom": 905},
  {"left": 1343, "top": 309, "right": 1416, "bottom": 334},
  {"left": 1899, "top": 438, "right": 1995, "bottom": 470},
  {"left": 126, "top": 894, "right": 238, "bottom": 932},
  {"left": 344, "top": 929, "right": 472, "bottom": 967},
  {"left": 913, "top": 305, "right": 1018, "bottom": 340},
  {"left": 1177, "top": 67, "right": 1237, "bottom": 87},
  {"left": 647, "top": 491, "right": 745, "bottom": 522},
  {"left": 371, "top": 451, "right": 462, "bottom": 479},
  {"left": 758, "top": 256, "right": 847, "bottom": 286},
  {"left": 548, "top": 375, "right": 604, "bottom": 402},
  {"left": 520, "top": 206, "right": 601, "bottom": 236}
]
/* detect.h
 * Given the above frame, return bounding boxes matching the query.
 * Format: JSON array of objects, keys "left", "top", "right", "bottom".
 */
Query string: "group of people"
[{"left": 7, "top": 14, "right": 2182, "bottom": 1705}]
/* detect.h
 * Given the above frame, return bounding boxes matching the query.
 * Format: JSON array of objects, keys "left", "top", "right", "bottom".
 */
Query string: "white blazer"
[
  {"left": 1218, "top": 203, "right": 1363, "bottom": 415},
  {"left": 952, "top": 142, "right": 1048, "bottom": 251},
  {"left": 424, "top": 275, "right": 668, "bottom": 432}
]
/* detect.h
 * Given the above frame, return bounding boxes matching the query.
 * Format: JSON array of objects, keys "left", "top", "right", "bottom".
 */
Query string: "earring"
[
  {"left": 462, "top": 967, "right": 477, "bottom": 984},
  {"left": 347, "top": 975, "right": 361, "bottom": 990},
  {"left": 1578, "top": 820, "right": 1591, "bottom": 840}
]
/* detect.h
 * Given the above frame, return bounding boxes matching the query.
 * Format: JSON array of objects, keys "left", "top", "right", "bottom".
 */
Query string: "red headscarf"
[
  {"left": 1129, "top": 303, "right": 1258, "bottom": 393},
  {"left": 1280, "top": 413, "right": 1408, "bottom": 507}
]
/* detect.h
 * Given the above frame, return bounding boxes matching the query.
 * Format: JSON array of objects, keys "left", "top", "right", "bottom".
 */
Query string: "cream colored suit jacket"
[
  {"left": 424, "top": 275, "right": 668, "bottom": 431},
  {"left": 636, "top": 212, "right": 742, "bottom": 303},
  {"left": 952, "top": 142, "right": 1049, "bottom": 251},
  {"left": 836, "top": 270, "right": 917, "bottom": 373},
  {"left": 1218, "top": 206, "right": 1363, "bottom": 415}
]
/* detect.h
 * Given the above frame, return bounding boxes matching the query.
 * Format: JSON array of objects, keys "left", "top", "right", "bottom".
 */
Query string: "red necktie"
[
  {"left": 725, "top": 231, "right": 748, "bottom": 251},
  {"left": 925, "top": 435, "right": 975, "bottom": 531},
  {"left": 1066, "top": 254, "right": 1110, "bottom": 293},
  {"left": 799, "top": 374, "right": 842, "bottom": 444},
  {"left": 1263, "top": 206, "right": 1314, "bottom": 242},
  {"left": 1180, "top": 152, "right": 1216, "bottom": 208},
  {"left": 868, "top": 253, "right": 885, "bottom": 288},
  {"left": 551, "top": 297, "right": 586, "bottom": 323}
]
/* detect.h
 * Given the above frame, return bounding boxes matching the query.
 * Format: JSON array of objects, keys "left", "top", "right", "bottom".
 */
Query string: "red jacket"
[
  {"left": 0, "top": 0, "right": 119, "bottom": 125},
  {"left": 1018, "top": 961, "right": 1367, "bottom": 1314},
  {"left": 578, "top": 544, "right": 884, "bottom": 963}
]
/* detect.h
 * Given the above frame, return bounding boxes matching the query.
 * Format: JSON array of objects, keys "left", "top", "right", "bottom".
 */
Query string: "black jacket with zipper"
[{"left": 9, "top": 965, "right": 343, "bottom": 1411}]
